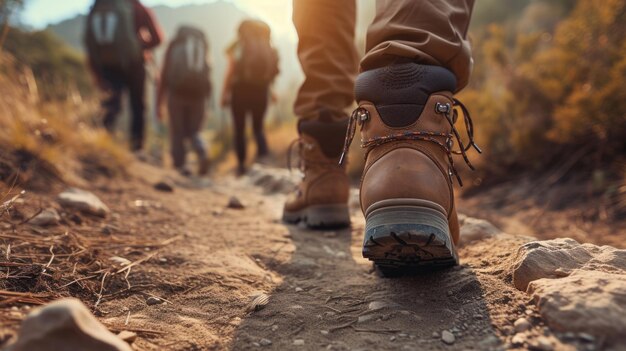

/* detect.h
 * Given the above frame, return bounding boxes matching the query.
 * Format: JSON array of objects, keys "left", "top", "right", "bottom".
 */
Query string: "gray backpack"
[
  {"left": 165, "top": 26, "right": 211, "bottom": 97},
  {"left": 85, "top": 0, "right": 142, "bottom": 70}
]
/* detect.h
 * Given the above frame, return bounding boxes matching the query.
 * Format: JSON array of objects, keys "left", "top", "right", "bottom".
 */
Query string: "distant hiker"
[
  {"left": 221, "top": 19, "right": 279, "bottom": 176},
  {"left": 85, "top": 0, "right": 164, "bottom": 152},
  {"left": 157, "top": 26, "right": 212, "bottom": 177}
]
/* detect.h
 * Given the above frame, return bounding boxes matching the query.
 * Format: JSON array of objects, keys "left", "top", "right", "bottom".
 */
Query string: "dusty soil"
[{"left": 0, "top": 161, "right": 609, "bottom": 350}]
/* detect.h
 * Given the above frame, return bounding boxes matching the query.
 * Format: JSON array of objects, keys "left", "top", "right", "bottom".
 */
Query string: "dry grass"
[{"left": 0, "top": 53, "right": 130, "bottom": 188}]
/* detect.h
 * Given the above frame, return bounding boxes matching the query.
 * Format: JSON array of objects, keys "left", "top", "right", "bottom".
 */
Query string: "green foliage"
[
  {"left": 2, "top": 27, "right": 93, "bottom": 100},
  {"left": 462, "top": 0, "right": 626, "bottom": 176}
]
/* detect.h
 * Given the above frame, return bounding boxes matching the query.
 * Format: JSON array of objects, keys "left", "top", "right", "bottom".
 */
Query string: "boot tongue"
[{"left": 355, "top": 63, "right": 457, "bottom": 128}]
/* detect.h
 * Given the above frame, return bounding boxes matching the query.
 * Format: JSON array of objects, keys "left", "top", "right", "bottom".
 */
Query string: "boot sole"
[
  {"left": 283, "top": 204, "right": 351, "bottom": 229},
  {"left": 363, "top": 200, "right": 458, "bottom": 275}
]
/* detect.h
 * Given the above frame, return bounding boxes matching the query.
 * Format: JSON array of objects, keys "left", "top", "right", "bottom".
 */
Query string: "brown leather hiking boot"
[
  {"left": 283, "top": 119, "right": 351, "bottom": 229},
  {"left": 342, "top": 63, "right": 481, "bottom": 273}
]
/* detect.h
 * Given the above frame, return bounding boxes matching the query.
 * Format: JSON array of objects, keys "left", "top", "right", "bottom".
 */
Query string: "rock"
[
  {"left": 117, "top": 331, "right": 137, "bottom": 344},
  {"left": 511, "top": 238, "right": 626, "bottom": 291},
  {"left": 28, "top": 208, "right": 60, "bottom": 227},
  {"left": 511, "top": 239, "right": 626, "bottom": 345},
  {"left": 293, "top": 339, "right": 305, "bottom": 346},
  {"left": 357, "top": 314, "right": 377, "bottom": 323},
  {"left": 227, "top": 196, "right": 245, "bottom": 210},
  {"left": 259, "top": 338, "right": 272, "bottom": 346},
  {"left": 511, "top": 333, "right": 526, "bottom": 346},
  {"left": 58, "top": 188, "right": 109, "bottom": 217},
  {"left": 459, "top": 217, "right": 502, "bottom": 245},
  {"left": 441, "top": 330, "right": 455, "bottom": 345},
  {"left": 146, "top": 297, "right": 164, "bottom": 306},
  {"left": 5, "top": 298, "right": 132, "bottom": 351},
  {"left": 154, "top": 181, "right": 174, "bottom": 193},
  {"left": 295, "top": 287, "right": 303, "bottom": 292},
  {"left": 432, "top": 332, "right": 440, "bottom": 339},
  {"left": 514, "top": 317, "right": 531, "bottom": 333},
  {"left": 530, "top": 336, "right": 553, "bottom": 351}
]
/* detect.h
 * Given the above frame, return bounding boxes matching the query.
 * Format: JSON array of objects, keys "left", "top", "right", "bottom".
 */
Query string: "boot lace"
[{"left": 339, "top": 98, "right": 482, "bottom": 186}]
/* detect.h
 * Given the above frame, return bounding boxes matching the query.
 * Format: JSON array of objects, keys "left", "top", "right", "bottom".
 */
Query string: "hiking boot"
[
  {"left": 198, "top": 156, "right": 211, "bottom": 176},
  {"left": 283, "top": 119, "right": 351, "bottom": 228},
  {"left": 342, "top": 63, "right": 481, "bottom": 272}
]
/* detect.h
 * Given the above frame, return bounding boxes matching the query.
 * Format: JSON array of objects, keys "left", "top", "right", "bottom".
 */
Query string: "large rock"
[
  {"left": 6, "top": 298, "right": 132, "bottom": 351},
  {"left": 58, "top": 188, "right": 110, "bottom": 217},
  {"left": 511, "top": 238, "right": 626, "bottom": 344},
  {"left": 511, "top": 238, "right": 626, "bottom": 291}
]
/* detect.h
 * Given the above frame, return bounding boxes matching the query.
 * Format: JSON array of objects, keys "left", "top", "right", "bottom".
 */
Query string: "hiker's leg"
[
  {"left": 128, "top": 63, "right": 147, "bottom": 151},
  {"left": 362, "top": 0, "right": 474, "bottom": 91},
  {"left": 251, "top": 87, "right": 269, "bottom": 158},
  {"left": 188, "top": 98, "right": 209, "bottom": 175},
  {"left": 352, "top": 0, "right": 476, "bottom": 272},
  {"left": 167, "top": 96, "right": 186, "bottom": 170},
  {"left": 231, "top": 85, "right": 248, "bottom": 170},
  {"left": 293, "top": 0, "right": 358, "bottom": 121},
  {"left": 100, "top": 69, "right": 123, "bottom": 133},
  {"left": 283, "top": 0, "right": 356, "bottom": 228}
]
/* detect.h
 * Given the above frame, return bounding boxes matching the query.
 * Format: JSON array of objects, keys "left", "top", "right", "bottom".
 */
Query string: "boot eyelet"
[
  {"left": 435, "top": 102, "right": 451, "bottom": 114},
  {"left": 358, "top": 109, "right": 370, "bottom": 123}
]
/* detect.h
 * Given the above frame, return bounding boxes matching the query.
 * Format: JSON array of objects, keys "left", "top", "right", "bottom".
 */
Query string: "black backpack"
[
  {"left": 85, "top": 0, "right": 142, "bottom": 70},
  {"left": 165, "top": 26, "right": 211, "bottom": 98},
  {"left": 234, "top": 20, "right": 279, "bottom": 86}
]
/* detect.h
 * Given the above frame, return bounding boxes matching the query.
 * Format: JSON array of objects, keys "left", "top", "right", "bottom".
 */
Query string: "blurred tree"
[
  {"left": 0, "top": 0, "right": 25, "bottom": 51},
  {"left": 461, "top": 0, "right": 625, "bottom": 179}
]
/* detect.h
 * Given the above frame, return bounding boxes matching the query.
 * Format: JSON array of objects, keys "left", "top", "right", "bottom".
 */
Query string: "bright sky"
[{"left": 21, "top": 0, "right": 296, "bottom": 38}]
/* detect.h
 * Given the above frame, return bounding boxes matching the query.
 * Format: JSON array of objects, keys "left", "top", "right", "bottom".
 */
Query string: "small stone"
[
  {"left": 259, "top": 338, "right": 272, "bottom": 346},
  {"left": 293, "top": 339, "right": 305, "bottom": 346},
  {"left": 389, "top": 336, "right": 396, "bottom": 341},
  {"left": 514, "top": 317, "right": 531, "bottom": 333},
  {"left": 358, "top": 314, "right": 377, "bottom": 323},
  {"left": 511, "top": 333, "right": 526, "bottom": 346},
  {"left": 227, "top": 196, "right": 245, "bottom": 209},
  {"left": 398, "top": 333, "right": 408, "bottom": 338},
  {"left": 579, "top": 333, "right": 595, "bottom": 342},
  {"left": 368, "top": 301, "right": 391, "bottom": 311},
  {"left": 533, "top": 336, "right": 553, "bottom": 351},
  {"left": 154, "top": 181, "right": 174, "bottom": 193},
  {"left": 441, "top": 330, "right": 455, "bottom": 345},
  {"left": 252, "top": 342, "right": 261, "bottom": 347},
  {"left": 29, "top": 208, "right": 61, "bottom": 227},
  {"left": 146, "top": 297, "right": 164, "bottom": 306},
  {"left": 295, "top": 287, "right": 303, "bottom": 292},
  {"left": 447, "top": 291, "right": 454, "bottom": 297},
  {"left": 432, "top": 332, "right": 440, "bottom": 339},
  {"left": 320, "top": 330, "right": 329, "bottom": 335},
  {"left": 117, "top": 331, "right": 137, "bottom": 344},
  {"left": 57, "top": 188, "right": 109, "bottom": 217}
]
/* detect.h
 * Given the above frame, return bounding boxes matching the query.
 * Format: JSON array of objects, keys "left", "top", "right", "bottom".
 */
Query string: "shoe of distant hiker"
[
  {"left": 342, "top": 63, "right": 481, "bottom": 273},
  {"left": 283, "top": 118, "right": 351, "bottom": 229},
  {"left": 198, "top": 156, "right": 211, "bottom": 176},
  {"left": 177, "top": 167, "right": 192, "bottom": 177}
]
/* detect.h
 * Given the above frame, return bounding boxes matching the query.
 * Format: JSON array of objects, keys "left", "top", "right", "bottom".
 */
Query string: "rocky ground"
[{"left": 1, "top": 163, "right": 625, "bottom": 351}]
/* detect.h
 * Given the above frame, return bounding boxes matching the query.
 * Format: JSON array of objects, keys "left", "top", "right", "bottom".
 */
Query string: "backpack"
[
  {"left": 165, "top": 26, "right": 211, "bottom": 98},
  {"left": 234, "top": 20, "right": 279, "bottom": 86},
  {"left": 85, "top": 0, "right": 142, "bottom": 70}
]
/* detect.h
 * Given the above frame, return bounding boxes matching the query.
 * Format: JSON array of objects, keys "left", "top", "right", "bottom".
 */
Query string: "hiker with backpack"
[
  {"left": 85, "top": 0, "right": 163, "bottom": 152},
  {"left": 157, "top": 26, "right": 212, "bottom": 177},
  {"left": 221, "top": 19, "right": 279, "bottom": 176}
]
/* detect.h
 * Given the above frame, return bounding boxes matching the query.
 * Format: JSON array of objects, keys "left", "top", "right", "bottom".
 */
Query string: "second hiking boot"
[
  {"left": 342, "top": 63, "right": 481, "bottom": 273},
  {"left": 283, "top": 118, "right": 351, "bottom": 228}
]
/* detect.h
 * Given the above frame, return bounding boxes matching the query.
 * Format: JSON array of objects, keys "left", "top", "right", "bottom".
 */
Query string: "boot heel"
[
  {"left": 363, "top": 202, "right": 458, "bottom": 271},
  {"left": 305, "top": 205, "right": 350, "bottom": 228}
]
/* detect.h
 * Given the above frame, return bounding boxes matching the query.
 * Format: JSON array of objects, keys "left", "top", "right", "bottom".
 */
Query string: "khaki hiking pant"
[
  {"left": 167, "top": 95, "right": 208, "bottom": 169},
  {"left": 293, "top": 0, "right": 475, "bottom": 121}
]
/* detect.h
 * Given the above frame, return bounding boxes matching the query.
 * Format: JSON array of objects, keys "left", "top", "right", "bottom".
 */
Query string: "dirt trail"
[{"left": 1, "top": 162, "right": 585, "bottom": 350}]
